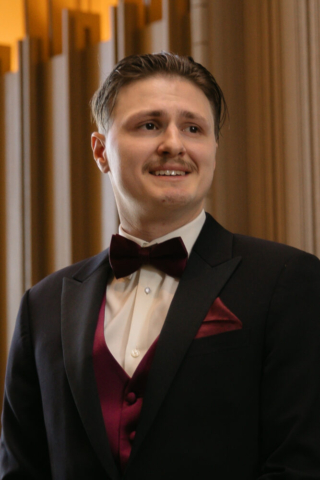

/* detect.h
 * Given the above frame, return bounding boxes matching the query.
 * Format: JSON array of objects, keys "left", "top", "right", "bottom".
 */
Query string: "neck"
[{"left": 119, "top": 208, "right": 203, "bottom": 242}]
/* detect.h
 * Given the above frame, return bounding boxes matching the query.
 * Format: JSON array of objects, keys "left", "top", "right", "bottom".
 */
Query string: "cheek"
[
  {"left": 204, "top": 147, "right": 217, "bottom": 173},
  {"left": 198, "top": 152, "right": 216, "bottom": 174},
  {"left": 116, "top": 142, "right": 147, "bottom": 168},
  {"left": 198, "top": 155, "right": 216, "bottom": 189}
]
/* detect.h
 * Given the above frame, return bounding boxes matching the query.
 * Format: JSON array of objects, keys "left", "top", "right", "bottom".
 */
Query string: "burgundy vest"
[
  {"left": 93, "top": 293, "right": 241, "bottom": 471},
  {"left": 93, "top": 297, "right": 158, "bottom": 472}
]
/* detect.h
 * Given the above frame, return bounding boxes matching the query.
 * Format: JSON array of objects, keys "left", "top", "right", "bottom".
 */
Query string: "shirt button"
[
  {"left": 126, "top": 392, "right": 137, "bottom": 404},
  {"left": 129, "top": 431, "right": 136, "bottom": 442},
  {"left": 131, "top": 348, "right": 140, "bottom": 358},
  {"left": 144, "top": 287, "right": 151, "bottom": 294}
]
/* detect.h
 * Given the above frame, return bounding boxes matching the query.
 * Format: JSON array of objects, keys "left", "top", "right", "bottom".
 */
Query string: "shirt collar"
[{"left": 118, "top": 210, "right": 206, "bottom": 257}]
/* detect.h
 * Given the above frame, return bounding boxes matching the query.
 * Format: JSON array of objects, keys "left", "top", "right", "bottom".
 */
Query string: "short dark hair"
[{"left": 91, "top": 51, "right": 228, "bottom": 140}]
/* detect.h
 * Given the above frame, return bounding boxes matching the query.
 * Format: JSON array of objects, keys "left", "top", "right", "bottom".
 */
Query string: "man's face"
[{"left": 93, "top": 75, "right": 218, "bottom": 223}]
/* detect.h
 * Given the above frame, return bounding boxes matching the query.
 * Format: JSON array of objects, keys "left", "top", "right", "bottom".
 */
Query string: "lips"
[
  {"left": 149, "top": 162, "right": 192, "bottom": 177},
  {"left": 151, "top": 170, "right": 188, "bottom": 176}
]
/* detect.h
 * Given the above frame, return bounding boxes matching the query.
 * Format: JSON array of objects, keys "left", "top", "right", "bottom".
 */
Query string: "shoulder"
[
  {"left": 233, "top": 232, "right": 317, "bottom": 261},
  {"left": 28, "top": 248, "right": 109, "bottom": 302},
  {"left": 201, "top": 212, "right": 319, "bottom": 269},
  {"left": 232, "top": 233, "right": 320, "bottom": 277},
  {"left": 234, "top": 234, "right": 320, "bottom": 299}
]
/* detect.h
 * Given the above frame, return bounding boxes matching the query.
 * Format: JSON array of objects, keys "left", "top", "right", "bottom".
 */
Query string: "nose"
[{"left": 157, "top": 125, "right": 186, "bottom": 157}]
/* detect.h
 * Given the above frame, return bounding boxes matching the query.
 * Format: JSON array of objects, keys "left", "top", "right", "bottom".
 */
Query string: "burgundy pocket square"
[{"left": 195, "top": 297, "right": 242, "bottom": 339}]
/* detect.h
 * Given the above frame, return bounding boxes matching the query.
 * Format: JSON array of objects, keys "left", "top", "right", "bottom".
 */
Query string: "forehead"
[{"left": 112, "top": 75, "right": 214, "bottom": 123}]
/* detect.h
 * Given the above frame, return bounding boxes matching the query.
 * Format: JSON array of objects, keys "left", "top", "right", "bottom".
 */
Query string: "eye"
[
  {"left": 185, "top": 125, "right": 199, "bottom": 134},
  {"left": 142, "top": 122, "right": 157, "bottom": 130}
]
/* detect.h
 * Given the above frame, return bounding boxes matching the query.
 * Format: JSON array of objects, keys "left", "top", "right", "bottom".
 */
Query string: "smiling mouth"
[{"left": 150, "top": 170, "right": 188, "bottom": 176}]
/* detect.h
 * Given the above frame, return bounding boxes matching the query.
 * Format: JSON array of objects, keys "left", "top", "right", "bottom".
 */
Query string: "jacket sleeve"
[
  {"left": 258, "top": 252, "right": 320, "bottom": 479},
  {"left": 0, "top": 290, "right": 52, "bottom": 479}
]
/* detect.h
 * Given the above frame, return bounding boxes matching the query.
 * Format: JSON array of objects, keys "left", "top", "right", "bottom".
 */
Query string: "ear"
[{"left": 91, "top": 132, "right": 109, "bottom": 173}]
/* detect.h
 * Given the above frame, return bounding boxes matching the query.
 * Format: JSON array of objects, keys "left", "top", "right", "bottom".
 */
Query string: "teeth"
[{"left": 153, "top": 170, "right": 187, "bottom": 176}]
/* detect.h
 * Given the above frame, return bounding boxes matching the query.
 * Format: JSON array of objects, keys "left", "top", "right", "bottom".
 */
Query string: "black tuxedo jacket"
[{"left": 1, "top": 214, "right": 320, "bottom": 480}]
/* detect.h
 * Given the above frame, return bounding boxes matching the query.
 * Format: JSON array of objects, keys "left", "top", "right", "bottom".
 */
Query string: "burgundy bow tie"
[{"left": 109, "top": 234, "right": 188, "bottom": 279}]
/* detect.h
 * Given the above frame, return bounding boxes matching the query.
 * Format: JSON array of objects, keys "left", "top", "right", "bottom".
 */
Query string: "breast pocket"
[{"left": 187, "top": 328, "right": 251, "bottom": 356}]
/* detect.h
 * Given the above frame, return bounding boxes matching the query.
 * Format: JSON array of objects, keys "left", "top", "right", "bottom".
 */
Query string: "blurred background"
[{"left": 0, "top": 0, "right": 319, "bottom": 402}]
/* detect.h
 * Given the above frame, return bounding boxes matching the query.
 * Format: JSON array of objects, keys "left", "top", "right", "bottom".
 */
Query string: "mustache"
[{"left": 143, "top": 158, "right": 196, "bottom": 174}]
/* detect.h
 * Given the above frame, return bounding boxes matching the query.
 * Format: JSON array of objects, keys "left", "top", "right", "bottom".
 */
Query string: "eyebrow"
[{"left": 127, "top": 109, "right": 210, "bottom": 126}]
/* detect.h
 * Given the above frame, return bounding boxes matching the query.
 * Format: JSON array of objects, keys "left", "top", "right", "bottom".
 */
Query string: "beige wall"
[{"left": 1, "top": 0, "right": 319, "bottom": 403}]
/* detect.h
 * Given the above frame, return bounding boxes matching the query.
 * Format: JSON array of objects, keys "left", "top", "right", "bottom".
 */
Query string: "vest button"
[
  {"left": 126, "top": 392, "right": 137, "bottom": 404},
  {"left": 129, "top": 431, "right": 136, "bottom": 442}
]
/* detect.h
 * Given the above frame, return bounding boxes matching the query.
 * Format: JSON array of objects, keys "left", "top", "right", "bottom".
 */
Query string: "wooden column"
[
  {"left": 0, "top": 46, "right": 10, "bottom": 75},
  {"left": 308, "top": 0, "right": 320, "bottom": 257},
  {"left": 0, "top": 47, "right": 10, "bottom": 382},
  {"left": 139, "top": 0, "right": 191, "bottom": 56},
  {"left": 0, "top": 68, "right": 7, "bottom": 402},
  {"left": 116, "top": 0, "right": 140, "bottom": 60},
  {"left": 190, "top": 0, "right": 209, "bottom": 67},
  {"left": 201, "top": 0, "right": 249, "bottom": 235},
  {"left": 163, "top": 0, "right": 190, "bottom": 55},
  {"left": 3, "top": 69, "right": 24, "bottom": 347},
  {"left": 61, "top": 9, "right": 102, "bottom": 265},
  {"left": 243, "top": 0, "right": 286, "bottom": 242},
  {"left": 19, "top": 37, "right": 45, "bottom": 289}
]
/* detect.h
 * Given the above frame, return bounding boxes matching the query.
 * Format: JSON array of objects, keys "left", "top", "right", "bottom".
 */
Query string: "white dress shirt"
[{"left": 104, "top": 210, "right": 206, "bottom": 377}]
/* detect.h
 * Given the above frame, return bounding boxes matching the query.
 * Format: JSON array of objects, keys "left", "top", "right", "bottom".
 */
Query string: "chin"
[{"left": 156, "top": 193, "right": 195, "bottom": 209}]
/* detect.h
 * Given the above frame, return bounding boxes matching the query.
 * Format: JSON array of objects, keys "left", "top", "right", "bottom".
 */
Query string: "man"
[{"left": 1, "top": 52, "right": 320, "bottom": 480}]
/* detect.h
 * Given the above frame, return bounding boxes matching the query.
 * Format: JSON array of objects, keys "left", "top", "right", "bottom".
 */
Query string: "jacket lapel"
[
  {"left": 61, "top": 251, "right": 121, "bottom": 480},
  {"left": 127, "top": 214, "right": 242, "bottom": 468}
]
